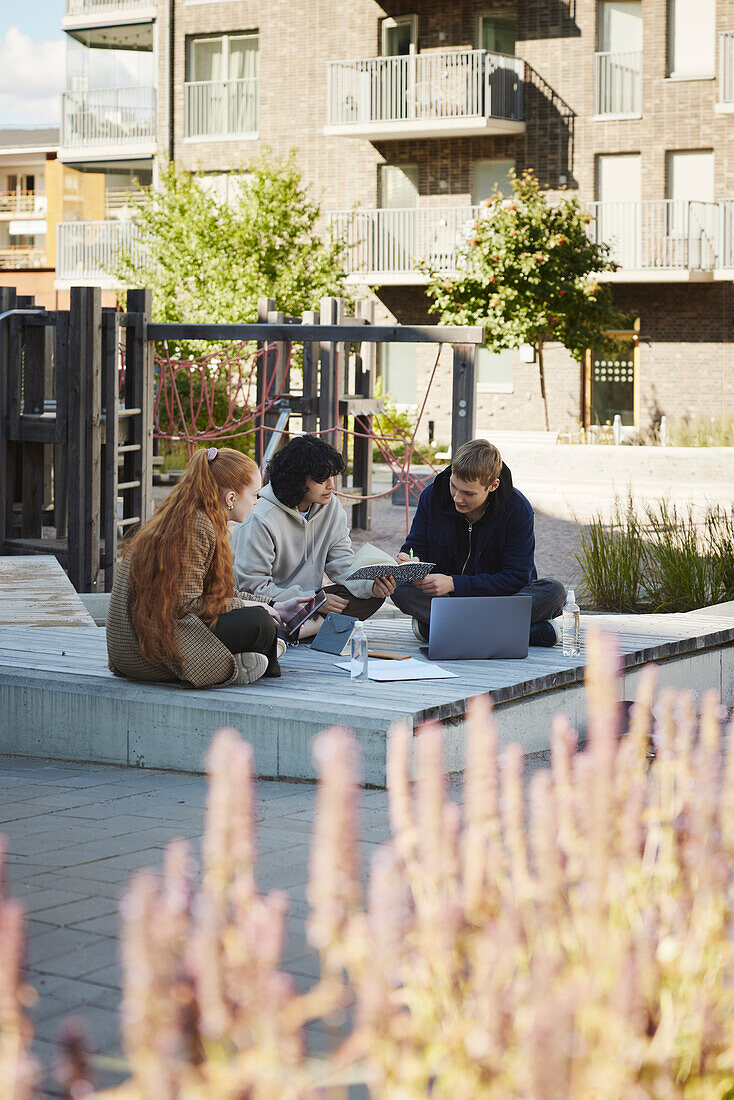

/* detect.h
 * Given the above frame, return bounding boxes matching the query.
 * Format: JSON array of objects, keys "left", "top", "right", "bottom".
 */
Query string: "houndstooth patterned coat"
[{"left": 106, "top": 511, "right": 272, "bottom": 689}]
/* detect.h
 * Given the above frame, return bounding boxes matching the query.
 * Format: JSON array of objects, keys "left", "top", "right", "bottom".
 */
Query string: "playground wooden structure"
[{"left": 0, "top": 284, "right": 483, "bottom": 593}]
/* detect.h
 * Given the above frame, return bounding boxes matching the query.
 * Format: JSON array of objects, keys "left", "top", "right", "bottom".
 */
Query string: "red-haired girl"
[{"left": 106, "top": 447, "right": 301, "bottom": 687}]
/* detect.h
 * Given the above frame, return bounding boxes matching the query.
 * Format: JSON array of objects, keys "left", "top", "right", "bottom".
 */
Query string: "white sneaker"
[
  {"left": 235, "top": 652, "right": 268, "bottom": 685},
  {"left": 411, "top": 617, "right": 429, "bottom": 643},
  {"left": 276, "top": 638, "right": 287, "bottom": 659}
]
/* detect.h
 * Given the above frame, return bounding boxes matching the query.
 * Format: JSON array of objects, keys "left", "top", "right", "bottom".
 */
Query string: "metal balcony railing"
[
  {"left": 719, "top": 32, "right": 734, "bottom": 102},
  {"left": 329, "top": 206, "right": 480, "bottom": 276},
  {"left": 330, "top": 200, "right": 734, "bottom": 280},
  {"left": 61, "top": 86, "right": 156, "bottom": 148},
  {"left": 590, "top": 200, "right": 719, "bottom": 271},
  {"left": 0, "top": 247, "right": 47, "bottom": 269},
  {"left": 56, "top": 220, "right": 144, "bottom": 282},
  {"left": 327, "top": 49, "right": 523, "bottom": 129},
  {"left": 104, "top": 187, "right": 150, "bottom": 217},
  {"left": 594, "top": 51, "right": 642, "bottom": 116},
  {"left": 184, "top": 78, "right": 259, "bottom": 140},
  {"left": 65, "top": 0, "right": 153, "bottom": 15},
  {"left": 0, "top": 192, "right": 47, "bottom": 216}
]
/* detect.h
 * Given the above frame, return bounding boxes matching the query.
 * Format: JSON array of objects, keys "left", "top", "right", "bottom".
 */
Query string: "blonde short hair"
[{"left": 452, "top": 439, "right": 502, "bottom": 486}]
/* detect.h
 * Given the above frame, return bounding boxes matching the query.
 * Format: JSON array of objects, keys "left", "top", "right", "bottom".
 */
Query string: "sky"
[{"left": 0, "top": 0, "right": 66, "bottom": 127}]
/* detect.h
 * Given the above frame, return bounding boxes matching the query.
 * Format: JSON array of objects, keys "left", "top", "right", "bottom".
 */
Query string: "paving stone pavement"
[{"left": 1, "top": 750, "right": 551, "bottom": 1096}]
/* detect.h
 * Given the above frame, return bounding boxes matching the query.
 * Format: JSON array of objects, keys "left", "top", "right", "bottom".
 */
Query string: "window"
[
  {"left": 188, "top": 33, "right": 258, "bottom": 83},
  {"left": 668, "top": 0, "right": 715, "bottom": 77},
  {"left": 381, "top": 16, "right": 418, "bottom": 56},
  {"left": 378, "top": 342, "right": 417, "bottom": 405},
  {"left": 477, "top": 347, "right": 514, "bottom": 393},
  {"left": 478, "top": 12, "right": 517, "bottom": 54},
  {"left": 595, "top": 154, "right": 641, "bottom": 268},
  {"left": 473, "top": 159, "right": 514, "bottom": 203},
  {"left": 666, "top": 150, "right": 714, "bottom": 202},
  {"left": 598, "top": 1, "right": 642, "bottom": 52},
  {"left": 380, "top": 164, "right": 418, "bottom": 208}
]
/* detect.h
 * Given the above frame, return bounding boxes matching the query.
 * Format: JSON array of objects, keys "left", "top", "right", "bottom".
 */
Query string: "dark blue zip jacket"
[{"left": 399, "top": 463, "right": 537, "bottom": 597}]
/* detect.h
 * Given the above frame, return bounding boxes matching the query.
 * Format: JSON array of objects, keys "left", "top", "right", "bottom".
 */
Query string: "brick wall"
[{"left": 151, "top": 0, "right": 734, "bottom": 438}]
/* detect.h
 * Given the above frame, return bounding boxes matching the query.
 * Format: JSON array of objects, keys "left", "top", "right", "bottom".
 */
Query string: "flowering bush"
[
  {"left": 426, "top": 171, "right": 630, "bottom": 429},
  {"left": 2, "top": 631, "right": 733, "bottom": 1097}
]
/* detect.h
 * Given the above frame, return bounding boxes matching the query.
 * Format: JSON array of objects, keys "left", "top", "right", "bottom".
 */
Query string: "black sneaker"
[{"left": 529, "top": 619, "right": 562, "bottom": 648}]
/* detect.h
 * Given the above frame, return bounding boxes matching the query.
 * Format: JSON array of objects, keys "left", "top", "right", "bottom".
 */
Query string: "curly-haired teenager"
[
  {"left": 106, "top": 447, "right": 308, "bottom": 687},
  {"left": 231, "top": 436, "right": 395, "bottom": 638}
]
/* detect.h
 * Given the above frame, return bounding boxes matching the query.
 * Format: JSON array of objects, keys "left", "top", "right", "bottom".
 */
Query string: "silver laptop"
[{"left": 427, "top": 595, "right": 532, "bottom": 660}]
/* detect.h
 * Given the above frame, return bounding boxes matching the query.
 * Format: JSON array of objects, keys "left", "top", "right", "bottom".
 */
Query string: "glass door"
[
  {"left": 588, "top": 340, "right": 636, "bottom": 427},
  {"left": 379, "top": 165, "right": 418, "bottom": 273},
  {"left": 381, "top": 16, "right": 418, "bottom": 121}
]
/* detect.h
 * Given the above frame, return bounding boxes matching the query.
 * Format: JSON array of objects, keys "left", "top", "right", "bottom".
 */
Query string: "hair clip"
[{"left": 206, "top": 447, "right": 217, "bottom": 461}]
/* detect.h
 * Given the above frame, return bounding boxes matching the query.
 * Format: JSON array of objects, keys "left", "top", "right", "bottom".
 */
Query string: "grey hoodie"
[{"left": 230, "top": 482, "right": 375, "bottom": 602}]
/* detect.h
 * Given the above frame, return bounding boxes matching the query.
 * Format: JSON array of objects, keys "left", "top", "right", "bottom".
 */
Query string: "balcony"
[
  {"left": 0, "top": 247, "right": 47, "bottom": 270},
  {"left": 184, "top": 79, "right": 259, "bottom": 141},
  {"left": 104, "top": 186, "right": 149, "bottom": 218},
  {"left": 330, "top": 200, "right": 734, "bottom": 284},
  {"left": 0, "top": 192, "right": 47, "bottom": 218},
  {"left": 56, "top": 220, "right": 144, "bottom": 286},
  {"left": 594, "top": 51, "right": 642, "bottom": 118},
  {"left": 329, "top": 206, "right": 479, "bottom": 284},
  {"left": 325, "top": 49, "right": 524, "bottom": 140},
  {"left": 591, "top": 200, "right": 720, "bottom": 279},
  {"left": 63, "top": 0, "right": 156, "bottom": 50},
  {"left": 60, "top": 86, "right": 156, "bottom": 161},
  {"left": 718, "top": 32, "right": 734, "bottom": 108}
]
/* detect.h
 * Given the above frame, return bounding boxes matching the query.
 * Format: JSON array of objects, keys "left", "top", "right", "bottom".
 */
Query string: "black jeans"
[
  {"left": 210, "top": 605, "right": 279, "bottom": 672},
  {"left": 391, "top": 578, "right": 566, "bottom": 644}
]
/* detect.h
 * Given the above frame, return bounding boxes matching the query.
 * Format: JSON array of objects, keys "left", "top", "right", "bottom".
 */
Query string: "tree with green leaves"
[
  {"left": 426, "top": 171, "right": 631, "bottom": 429},
  {"left": 113, "top": 153, "right": 348, "bottom": 325}
]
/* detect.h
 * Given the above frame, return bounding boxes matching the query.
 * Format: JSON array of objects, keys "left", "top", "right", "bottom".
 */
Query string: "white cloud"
[{"left": 0, "top": 27, "right": 65, "bottom": 126}]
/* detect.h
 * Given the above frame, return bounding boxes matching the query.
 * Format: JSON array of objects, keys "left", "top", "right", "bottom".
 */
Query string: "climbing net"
[{"left": 150, "top": 339, "right": 447, "bottom": 531}]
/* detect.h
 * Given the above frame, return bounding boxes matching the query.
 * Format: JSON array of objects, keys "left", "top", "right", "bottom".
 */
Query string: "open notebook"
[{"left": 346, "top": 542, "right": 434, "bottom": 584}]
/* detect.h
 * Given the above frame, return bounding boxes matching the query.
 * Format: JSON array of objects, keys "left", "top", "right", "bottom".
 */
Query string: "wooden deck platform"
[
  {"left": 1, "top": 612, "right": 732, "bottom": 785},
  {"left": 0, "top": 556, "right": 95, "bottom": 627}
]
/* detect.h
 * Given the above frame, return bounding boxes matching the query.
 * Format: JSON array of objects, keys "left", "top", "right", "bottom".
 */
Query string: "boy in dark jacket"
[{"left": 391, "top": 438, "right": 566, "bottom": 647}]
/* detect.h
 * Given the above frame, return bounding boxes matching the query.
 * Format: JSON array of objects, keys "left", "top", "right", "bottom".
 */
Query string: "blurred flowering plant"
[{"left": 2, "top": 630, "right": 734, "bottom": 1097}]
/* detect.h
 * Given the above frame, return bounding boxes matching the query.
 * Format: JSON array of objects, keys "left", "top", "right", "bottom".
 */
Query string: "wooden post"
[
  {"left": 125, "top": 288, "right": 154, "bottom": 532},
  {"left": 352, "top": 298, "right": 374, "bottom": 530},
  {"left": 67, "top": 287, "right": 89, "bottom": 590},
  {"left": 21, "top": 317, "right": 47, "bottom": 539},
  {"left": 301, "top": 309, "right": 319, "bottom": 434},
  {"left": 451, "top": 343, "right": 477, "bottom": 455},
  {"left": 264, "top": 309, "right": 288, "bottom": 458},
  {"left": 101, "top": 309, "right": 119, "bottom": 591},
  {"left": 53, "top": 310, "right": 69, "bottom": 540},
  {"left": 255, "top": 296, "right": 275, "bottom": 466},
  {"left": 318, "top": 296, "right": 341, "bottom": 448},
  {"left": 0, "top": 286, "right": 16, "bottom": 552}
]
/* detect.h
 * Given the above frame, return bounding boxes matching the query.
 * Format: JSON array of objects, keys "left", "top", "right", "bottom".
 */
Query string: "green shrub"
[{"left": 577, "top": 493, "right": 734, "bottom": 612}]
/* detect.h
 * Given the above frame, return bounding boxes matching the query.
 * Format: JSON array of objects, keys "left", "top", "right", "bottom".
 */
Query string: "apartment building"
[
  {"left": 0, "top": 127, "right": 108, "bottom": 308},
  {"left": 55, "top": 0, "right": 734, "bottom": 438}
]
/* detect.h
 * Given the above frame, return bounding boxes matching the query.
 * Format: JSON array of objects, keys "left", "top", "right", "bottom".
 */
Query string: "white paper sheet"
[{"left": 335, "top": 658, "right": 458, "bottom": 682}]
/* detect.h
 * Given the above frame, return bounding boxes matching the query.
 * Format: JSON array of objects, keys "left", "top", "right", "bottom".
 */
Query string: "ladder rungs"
[
  {"left": 117, "top": 480, "right": 141, "bottom": 491},
  {"left": 117, "top": 408, "right": 142, "bottom": 419},
  {"left": 117, "top": 444, "right": 141, "bottom": 454},
  {"left": 117, "top": 516, "right": 141, "bottom": 527}
]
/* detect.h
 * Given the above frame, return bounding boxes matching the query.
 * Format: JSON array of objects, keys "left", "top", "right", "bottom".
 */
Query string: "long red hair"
[{"left": 126, "top": 447, "right": 258, "bottom": 665}]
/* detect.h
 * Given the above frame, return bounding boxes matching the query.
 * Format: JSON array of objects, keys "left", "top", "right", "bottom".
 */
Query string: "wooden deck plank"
[
  {"left": 1, "top": 611, "right": 732, "bottom": 784},
  {"left": 0, "top": 555, "right": 95, "bottom": 627}
]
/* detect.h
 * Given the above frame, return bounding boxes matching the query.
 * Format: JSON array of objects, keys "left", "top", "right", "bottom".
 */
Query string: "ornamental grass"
[{"left": 1, "top": 630, "right": 733, "bottom": 1098}]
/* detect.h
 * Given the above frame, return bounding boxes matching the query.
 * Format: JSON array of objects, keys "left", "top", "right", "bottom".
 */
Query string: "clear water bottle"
[
  {"left": 350, "top": 621, "right": 369, "bottom": 681},
  {"left": 562, "top": 588, "right": 581, "bottom": 656}
]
